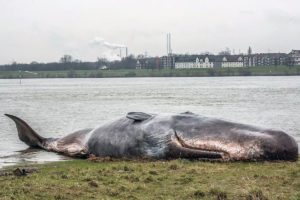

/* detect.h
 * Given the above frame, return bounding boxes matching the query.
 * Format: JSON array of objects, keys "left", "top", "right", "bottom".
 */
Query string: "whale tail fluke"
[{"left": 5, "top": 114, "right": 45, "bottom": 148}]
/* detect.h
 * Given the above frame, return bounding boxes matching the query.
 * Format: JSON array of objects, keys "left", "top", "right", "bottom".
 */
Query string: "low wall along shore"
[{"left": 1, "top": 65, "right": 300, "bottom": 79}]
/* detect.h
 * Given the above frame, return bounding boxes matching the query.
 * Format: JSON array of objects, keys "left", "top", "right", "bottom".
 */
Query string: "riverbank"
[
  {"left": 1, "top": 65, "right": 300, "bottom": 78},
  {"left": 0, "top": 158, "right": 299, "bottom": 199}
]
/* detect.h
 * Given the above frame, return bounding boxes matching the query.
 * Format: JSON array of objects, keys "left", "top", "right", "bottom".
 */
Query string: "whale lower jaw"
[{"left": 171, "top": 131, "right": 272, "bottom": 161}]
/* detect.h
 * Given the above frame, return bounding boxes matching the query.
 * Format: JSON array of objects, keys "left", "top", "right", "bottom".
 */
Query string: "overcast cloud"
[{"left": 0, "top": 0, "right": 299, "bottom": 64}]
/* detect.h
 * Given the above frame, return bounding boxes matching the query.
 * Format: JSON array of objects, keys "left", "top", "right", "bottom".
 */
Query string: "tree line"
[{"left": 0, "top": 55, "right": 143, "bottom": 71}]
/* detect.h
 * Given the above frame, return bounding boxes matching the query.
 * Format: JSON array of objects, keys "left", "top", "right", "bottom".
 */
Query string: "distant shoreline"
[{"left": 1, "top": 65, "right": 300, "bottom": 79}]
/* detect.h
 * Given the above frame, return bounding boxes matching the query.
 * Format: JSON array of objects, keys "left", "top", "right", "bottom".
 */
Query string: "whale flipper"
[
  {"left": 180, "top": 111, "right": 196, "bottom": 115},
  {"left": 5, "top": 114, "right": 45, "bottom": 148},
  {"left": 126, "top": 112, "right": 152, "bottom": 121}
]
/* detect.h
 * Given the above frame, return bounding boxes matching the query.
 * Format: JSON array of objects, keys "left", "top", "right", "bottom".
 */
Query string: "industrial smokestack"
[
  {"left": 167, "top": 34, "right": 169, "bottom": 55},
  {"left": 166, "top": 33, "right": 172, "bottom": 56},
  {"left": 169, "top": 33, "right": 172, "bottom": 55}
]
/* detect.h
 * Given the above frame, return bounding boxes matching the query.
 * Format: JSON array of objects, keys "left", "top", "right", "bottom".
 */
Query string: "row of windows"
[
  {"left": 175, "top": 62, "right": 213, "bottom": 69},
  {"left": 222, "top": 62, "right": 243, "bottom": 67},
  {"left": 175, "top": 62, "right": 245, "bottom": 69}
]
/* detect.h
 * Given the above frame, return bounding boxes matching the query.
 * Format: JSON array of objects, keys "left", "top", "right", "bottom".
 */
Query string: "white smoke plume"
[
  {"left": 90, "top": 37, "right": 125, "bottom": 49},
  {"left": 87, "top": 37, "right": 126, "bottom": 61}
]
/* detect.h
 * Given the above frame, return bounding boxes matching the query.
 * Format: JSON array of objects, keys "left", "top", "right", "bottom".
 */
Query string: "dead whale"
[{"left": 5, "top": 112, "right": 298, "bottom": 161}]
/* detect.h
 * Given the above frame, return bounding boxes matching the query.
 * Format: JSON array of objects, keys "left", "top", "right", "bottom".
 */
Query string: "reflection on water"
[
  {"left": 0, "top": 148, "right": 70, "bottom": 168},
  {"left": 0, "top": 77, "right": 299, "bottom": 168}
]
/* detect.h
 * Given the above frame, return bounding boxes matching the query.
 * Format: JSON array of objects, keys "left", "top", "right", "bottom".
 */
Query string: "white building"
[
  {"left": 221, "top": 56, "right": 243, "bottom": 68},
  {"left": 174, "top": 55, "right": 244, "bottom": 69},
  {"left": 175, "top": 56, "right": 214, "bottom": 69}
]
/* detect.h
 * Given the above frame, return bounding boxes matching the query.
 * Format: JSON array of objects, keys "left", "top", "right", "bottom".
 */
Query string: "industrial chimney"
[{"left": 167, "top": 33, "right": 172, "bottom": 56}]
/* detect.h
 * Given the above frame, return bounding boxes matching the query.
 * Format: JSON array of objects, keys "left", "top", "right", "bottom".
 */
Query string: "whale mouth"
[{"left": 168, "top": 131, "right": 227, "bottom": 160}]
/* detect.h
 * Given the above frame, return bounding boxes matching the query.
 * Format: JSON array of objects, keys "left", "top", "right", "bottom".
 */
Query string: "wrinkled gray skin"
[{"left": 5, "top": 112, "right": 298, "bottom": 161}]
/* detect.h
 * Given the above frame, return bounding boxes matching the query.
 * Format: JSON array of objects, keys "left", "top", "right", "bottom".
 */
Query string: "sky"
[{"left": 0, "top": 0, "right": 300, "bottom": 64}]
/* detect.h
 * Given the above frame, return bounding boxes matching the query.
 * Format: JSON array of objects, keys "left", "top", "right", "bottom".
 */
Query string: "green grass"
[
  {"left": 0, "top": 158, "right": 299, "bottom": 199},
  {"left": 1, "top": 65, "right": 300, "bottom": 79}
]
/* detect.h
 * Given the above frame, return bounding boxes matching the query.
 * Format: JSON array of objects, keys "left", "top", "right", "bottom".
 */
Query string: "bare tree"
[
  {"left": 59, "top": 55, "right": 73, "bottom": 63},
  {"left": 218, "top": 47, "right": 231, "bottom": 55}
]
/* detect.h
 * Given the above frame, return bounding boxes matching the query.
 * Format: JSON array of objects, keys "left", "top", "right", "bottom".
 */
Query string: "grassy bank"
[
  {"left": 0, "top": 158, "right": 299, "bottom": 199},
  {"left": 1, "top": 65, "right": 300, "bottom": 79}
]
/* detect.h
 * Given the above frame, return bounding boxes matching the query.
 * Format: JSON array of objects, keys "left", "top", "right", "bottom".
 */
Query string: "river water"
[{"left": 0, "top": 77, "right": 299, "bottom": 168}]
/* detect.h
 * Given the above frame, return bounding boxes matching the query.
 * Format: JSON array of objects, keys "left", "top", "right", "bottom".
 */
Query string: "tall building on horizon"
[{"left": 167, "top": 33, "right": 172, "bottom": 56}]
